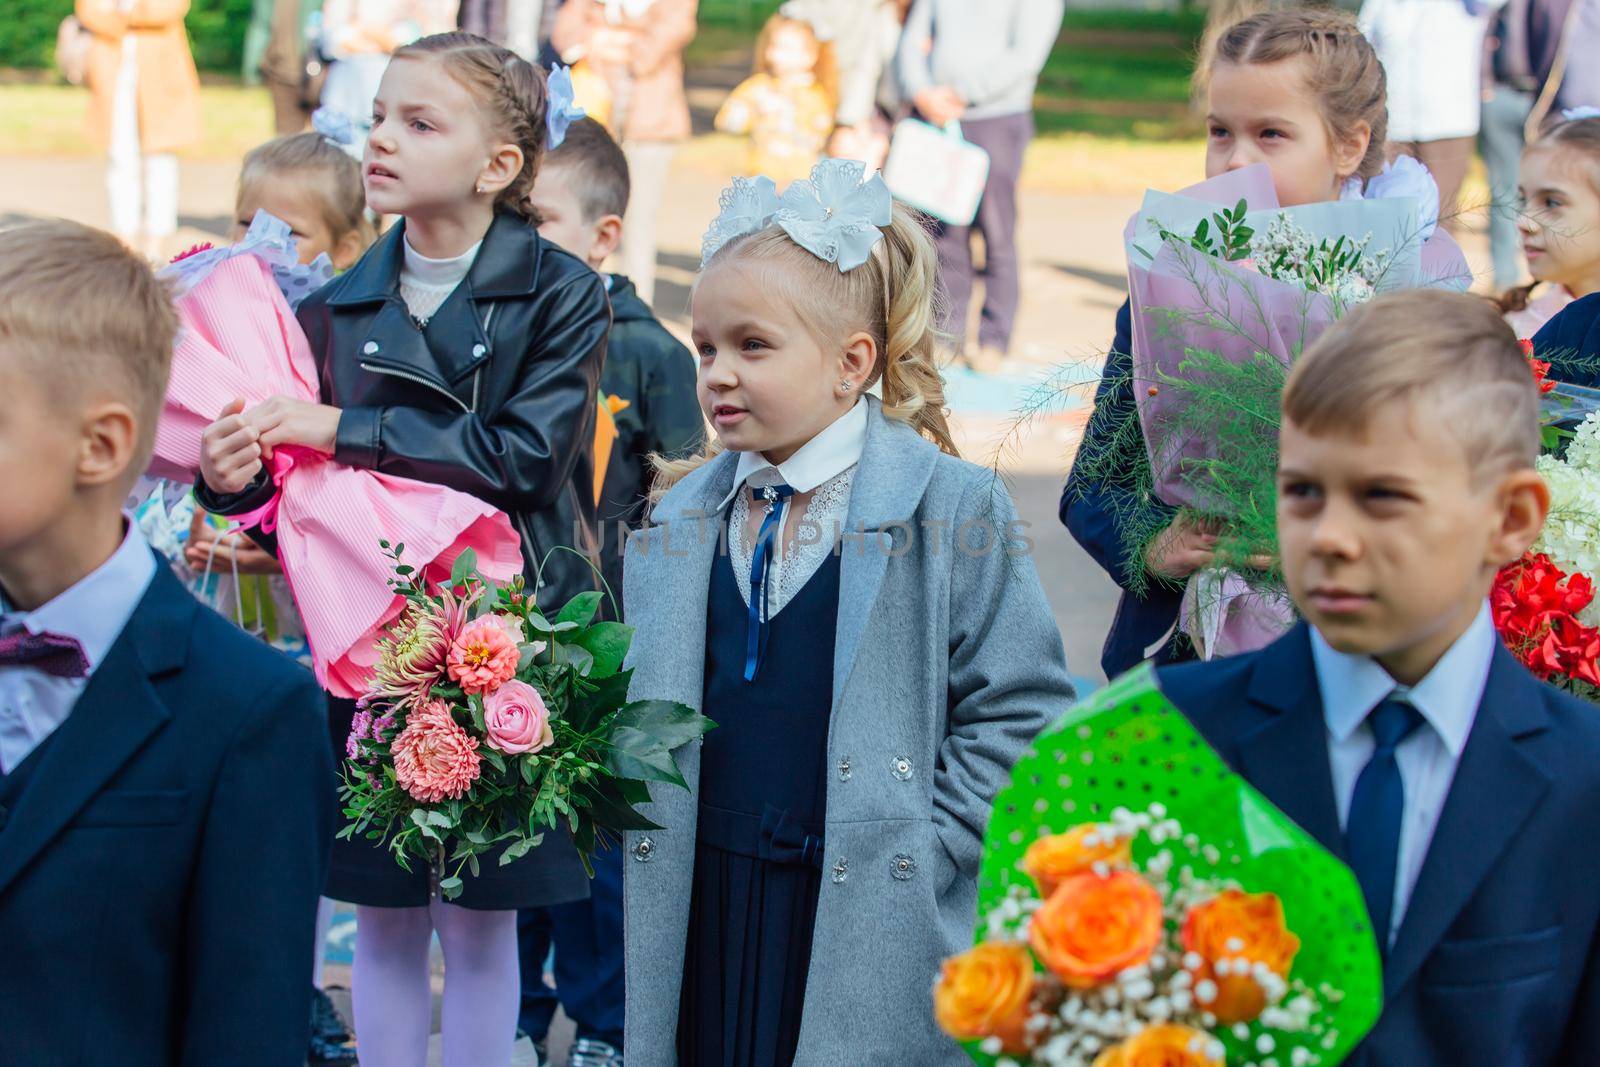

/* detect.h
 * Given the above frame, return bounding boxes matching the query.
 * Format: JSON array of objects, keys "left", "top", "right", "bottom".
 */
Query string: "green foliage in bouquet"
[
  {"left": 961, "top": 666, "right": 1382, "bottom": 1065},
  {"left": 339, "top": 545, "right": 712, "bottom": 899}
]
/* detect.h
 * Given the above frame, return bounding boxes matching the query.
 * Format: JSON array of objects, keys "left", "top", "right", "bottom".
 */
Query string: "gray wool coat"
[{"left": 619, "top": 400, "right": 1076, "bottom": 1064}]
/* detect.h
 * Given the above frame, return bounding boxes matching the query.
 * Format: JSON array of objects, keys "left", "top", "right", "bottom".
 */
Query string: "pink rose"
[
  {"left": 447, "top": 615, "right": 521, "bottom": 695},
  {"left": 482, "top": 679, "right": 555, "bottom": 755},
  {"left": 391, "top": 701, "right": 481, "bottom": 803}
]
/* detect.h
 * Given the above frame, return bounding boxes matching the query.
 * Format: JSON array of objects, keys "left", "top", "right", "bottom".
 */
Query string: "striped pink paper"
[{"left": 155, "top": 255, "right": 522, "bottom": 697}]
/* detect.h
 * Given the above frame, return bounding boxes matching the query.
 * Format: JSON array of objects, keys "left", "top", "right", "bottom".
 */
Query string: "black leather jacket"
[{"left": 201, "top": 211, "right": 611, "bottom": 612}]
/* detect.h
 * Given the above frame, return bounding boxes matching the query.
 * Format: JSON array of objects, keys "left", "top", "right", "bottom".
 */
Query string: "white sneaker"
[{"left": 569, "top": 1037, "right": 623, "bottom": 1067}]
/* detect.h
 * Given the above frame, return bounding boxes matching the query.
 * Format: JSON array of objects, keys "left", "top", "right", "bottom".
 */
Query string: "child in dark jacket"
[{"left": 530, "top": 116, "right": 705, "bottom": 620}]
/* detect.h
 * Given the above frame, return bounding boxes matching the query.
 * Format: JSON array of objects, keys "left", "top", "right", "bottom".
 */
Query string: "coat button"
[
  {"left": 362, "top": 340, "right": 380, "bottom": 356},
  {"left": 472, "top": 343, "right": 487, "bottom": 358},
  {"left": 891, "top": 854, "right": 917, "bottom": 881},
  {"left": 632, "top": 836, "right": 655, "bottom": 862},
  {"left": 831, "top": 857, "right": 848, "bottom": 884},
  {"left": 891, "top": 756, "right": 913, "bottom": 781},
  {"left": 837, "top": 756, "right": 851, "bottom": 781}
]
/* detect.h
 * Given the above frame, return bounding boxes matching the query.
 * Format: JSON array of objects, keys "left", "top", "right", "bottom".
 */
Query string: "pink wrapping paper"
[{"left": 156, "top": 253, "right": 522, "bottom": 697}]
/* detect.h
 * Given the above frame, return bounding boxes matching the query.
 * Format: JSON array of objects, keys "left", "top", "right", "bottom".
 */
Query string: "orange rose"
[
  {"left": 1023, "top": 825, "right": 1132, "bottom": 897},
  {"left": 1092, "top": 1024, "right": 1224, "bottom": 1067},
  {"left": 1181, "top": 889, "right": 1301, "bottom": 1024},
  {"left": 933, "top": 942, "right": 1036, "bottom": 1054},
  {"left": 1028, "top": 870, "right": 1163, "bottom": 988}
]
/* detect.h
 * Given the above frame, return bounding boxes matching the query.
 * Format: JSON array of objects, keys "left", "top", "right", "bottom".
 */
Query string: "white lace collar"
[{"left": 717, "top": 398, "right": 868, "bottom": 511}]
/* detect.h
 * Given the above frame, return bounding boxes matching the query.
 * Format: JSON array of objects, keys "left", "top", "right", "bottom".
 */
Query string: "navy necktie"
[
  {"left": 744, "top": 482, "right": 794, "bottom": 682},
  {"left": 1345, "top": 695, "right": 1425, "bottom": 949}
]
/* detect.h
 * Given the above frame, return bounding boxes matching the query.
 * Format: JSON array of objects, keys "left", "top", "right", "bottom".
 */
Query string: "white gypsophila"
[
  {"left": 975, "top": 805, "right": 1335, "bottom": 1065},
  {"left": 1251, "top": 213, "right": 1385, "bottom": 305},
  {"left": 1533, "top": 420, "right": 1600, "bottom": 627}
]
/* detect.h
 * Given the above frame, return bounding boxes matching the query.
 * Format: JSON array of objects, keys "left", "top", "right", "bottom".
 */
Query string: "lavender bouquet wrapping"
[{"left": 1106, "top": 162, "right": 1472, "bottom": 658}]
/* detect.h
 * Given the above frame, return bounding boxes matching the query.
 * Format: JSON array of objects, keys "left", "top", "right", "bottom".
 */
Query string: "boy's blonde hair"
[
  {"left": 1284, "top": 289, "right": 1539, "bottom": 474},
  {"left": 653, "top": 202, "right": 958, "bottom": 496},
  {"left": 1206, "top": 8, "right": 1389, "bottom": 180},
  {"left": 238, "top": 132, "right": 374, "bottom": 247},
  {"left": 0, "top": 220, "right": 177, "bottom": 470}
]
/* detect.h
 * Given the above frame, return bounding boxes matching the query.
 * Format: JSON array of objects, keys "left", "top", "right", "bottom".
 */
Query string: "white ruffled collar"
[{"left": 1339, "top": 154, "right": 1441, "bottom": 243}]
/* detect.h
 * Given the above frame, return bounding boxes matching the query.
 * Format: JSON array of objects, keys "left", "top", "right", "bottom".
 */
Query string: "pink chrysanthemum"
[
  {"left": 371, "top": 599, "right": 457, "bottom": 703},
  {"left": 447, "top": 615, "right": 522, "bottom": 695},
  {"left": 391, "top": 701, "right": 481, "bottom": 803}
]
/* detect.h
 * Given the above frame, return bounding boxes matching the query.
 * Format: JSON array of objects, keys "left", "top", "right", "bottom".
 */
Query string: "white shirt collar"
[
  {"left": 3, "top": 519, "right": 158, "bottom": 675},
  {"left": 401, "top": 236, "right": 482, "bottom": 289},
  {"left": 1310, "top": 602, "right": 1495, "bottom": 758},
  {"left": 717, "top": 398, "right": 868, "bottom": 510}
]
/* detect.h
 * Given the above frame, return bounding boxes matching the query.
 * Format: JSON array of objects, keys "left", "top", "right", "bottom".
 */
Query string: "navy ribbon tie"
[
  {"left": 1345, "top": 695, "right": 1424, "bottom": 951},
  {"left": 744, "top": 481, "right": 794, "bottom": 682},
  {"left": 757, "top": 804, "right": 825, "bottom": 870},
  {"left": 0, "top": 626, "right": 89, "bottom": 679}
]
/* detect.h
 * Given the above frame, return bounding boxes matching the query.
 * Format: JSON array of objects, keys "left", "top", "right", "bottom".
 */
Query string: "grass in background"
[{"left": 0, "top": 5, "right": 1209, "bottom": 193}]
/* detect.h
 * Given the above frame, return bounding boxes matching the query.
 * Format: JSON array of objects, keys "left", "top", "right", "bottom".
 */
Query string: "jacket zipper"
[{"left": 359, "top": 360, "right": 471, "bottom": 413}]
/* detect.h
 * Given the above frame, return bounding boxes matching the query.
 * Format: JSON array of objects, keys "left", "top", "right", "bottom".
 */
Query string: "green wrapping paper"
[{"left": 960, "top": 665, "right": 1382, "bottom": 1065}]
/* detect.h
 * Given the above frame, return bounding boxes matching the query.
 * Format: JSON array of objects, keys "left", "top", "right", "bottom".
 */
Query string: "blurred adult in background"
[
  {"left": 896, "top": 0, "right": 1064, "bottom": 372},
  {"left": 454, "top": 0, "right": 544, "bottom": 58},
  {"left": 782, "top": 0, "right": 911, "bottom": 170},
  {"left": 1479, "top": 0, "right": 1600, "bottom": 287},
  {"left": 554, "top": 0, "right": 698, "bottom": 308},
  {"left": 1360, "top": 0, "right": 1495, "bottom": 231},
  {"left": 76, "top": 0, "right": 202, "bottom": 261},
  {"left": 246, "top": 0, "right": 327, "bottom": 135},
  {"left": 318, "top": 0, "right": 458, "bottom": 144}
]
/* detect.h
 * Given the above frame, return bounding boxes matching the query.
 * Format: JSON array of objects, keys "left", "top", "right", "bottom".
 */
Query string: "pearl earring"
[{"left": 476, "top": 183, "right": 484, "bottom": 194}]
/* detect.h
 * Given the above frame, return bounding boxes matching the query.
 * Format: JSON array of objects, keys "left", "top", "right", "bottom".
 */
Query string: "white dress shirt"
[
  {"left": 0, "top": 520, "right": 157, "bottom": 773},
  {"left": 718, "top": 398, "right": 868, "bottom": 618},
  {"left": 1310, "top": 602, "right": 1496, "bottom": 945}
]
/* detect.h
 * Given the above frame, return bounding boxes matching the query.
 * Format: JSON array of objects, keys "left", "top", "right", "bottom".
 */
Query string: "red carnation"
[
  {"left": 1493, "top": 552, "right": 1600, "bottom": 684},
  {"left": 1520, "top": 339, "right": 1557, "bottom": 395}
]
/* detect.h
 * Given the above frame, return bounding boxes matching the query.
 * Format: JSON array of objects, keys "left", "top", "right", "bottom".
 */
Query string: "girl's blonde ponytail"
[{"left": 875, "top": 206, "right": 959, "bottom": 457}]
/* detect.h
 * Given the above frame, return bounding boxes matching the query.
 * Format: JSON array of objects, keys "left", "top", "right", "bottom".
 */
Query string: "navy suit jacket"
[
  {"left": 1158, "top": 625, "right": 1600, "bottom": 1065},
  {"left": 1534, "top": 290, "right": 1600, "bottom": 387},
  {"left": 0, "top": 561, "right": 334, "bottom": 1067},
  {"left": 1061, "top": 299, "right": 1184, "bottom": 677}
]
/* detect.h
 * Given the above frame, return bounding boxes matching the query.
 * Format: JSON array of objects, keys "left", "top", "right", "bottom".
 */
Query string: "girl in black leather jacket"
[{"left": 196, "top": 33, "right": 609, "bottom": 1067}]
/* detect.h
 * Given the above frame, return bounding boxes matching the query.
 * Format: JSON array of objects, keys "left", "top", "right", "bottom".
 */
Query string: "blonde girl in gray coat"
[{"left": 620, "top": 160, "right": 1076, "bottom": 1065}]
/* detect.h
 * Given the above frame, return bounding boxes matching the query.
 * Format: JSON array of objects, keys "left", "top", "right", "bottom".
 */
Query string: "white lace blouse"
[{"left": 719, "top": 399, "right": 867, "bottom": 619}]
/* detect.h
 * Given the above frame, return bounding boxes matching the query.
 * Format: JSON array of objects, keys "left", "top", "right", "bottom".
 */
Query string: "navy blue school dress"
[{"left": 676, "top": 541, "right": 841, "bottom": 1065}]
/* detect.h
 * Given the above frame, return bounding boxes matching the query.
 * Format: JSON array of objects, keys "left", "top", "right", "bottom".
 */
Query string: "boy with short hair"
[
  {"left": 0, "top": 219, "right": 333, "bottom": 1065},
  {"left": 531, "top": 115, "right": 705, "bottom": 618},
  {"left": 1161, "top": 289, "right": 1600, "bottom": 1063},
  {"left": 520, "top": 116, "right": 703, "bottom": 1067}
]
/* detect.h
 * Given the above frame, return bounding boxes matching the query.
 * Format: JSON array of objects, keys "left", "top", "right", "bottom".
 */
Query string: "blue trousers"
[
  {"left": 517, "top": 843, "right": 625, "bottom": 1048},
  {"left": 1480, "top": 84, "right": 1535, "bottom": 289}
]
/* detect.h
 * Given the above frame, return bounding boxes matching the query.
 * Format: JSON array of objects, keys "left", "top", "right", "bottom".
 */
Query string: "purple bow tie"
[{"left": 0, "top": 629, "right": 90, "bottom": 678}]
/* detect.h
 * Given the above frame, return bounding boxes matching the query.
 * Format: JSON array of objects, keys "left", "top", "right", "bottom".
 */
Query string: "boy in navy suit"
[
  {"left": 1159, "top": 289, "right": 1600, "bottom": 1064},
  {"left": 0, "top": 220, "right": 333, "bottom": 1066}
]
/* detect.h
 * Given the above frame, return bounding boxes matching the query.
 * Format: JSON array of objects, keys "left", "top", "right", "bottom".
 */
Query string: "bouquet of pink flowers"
[
  {"left": 341, "top": 546, "right": 712, "bottom": 897},
  {"left": 154, "top": 212, "right": 523, "bottom": 698}
]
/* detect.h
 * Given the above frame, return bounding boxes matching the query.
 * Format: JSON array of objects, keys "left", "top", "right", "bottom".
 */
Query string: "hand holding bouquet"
[{"left": 341, "top": 546, "right": 712, "bottom": 897}]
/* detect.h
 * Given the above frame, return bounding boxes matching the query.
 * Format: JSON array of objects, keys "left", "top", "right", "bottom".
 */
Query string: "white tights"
[{"left": 351, "top": 901, "right": 520, "bottom": 1067}]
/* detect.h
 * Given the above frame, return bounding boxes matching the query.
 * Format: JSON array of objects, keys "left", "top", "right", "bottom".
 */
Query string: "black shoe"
[{"left": 311, "top": 985, "right": 351, "bottom": 1044}]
